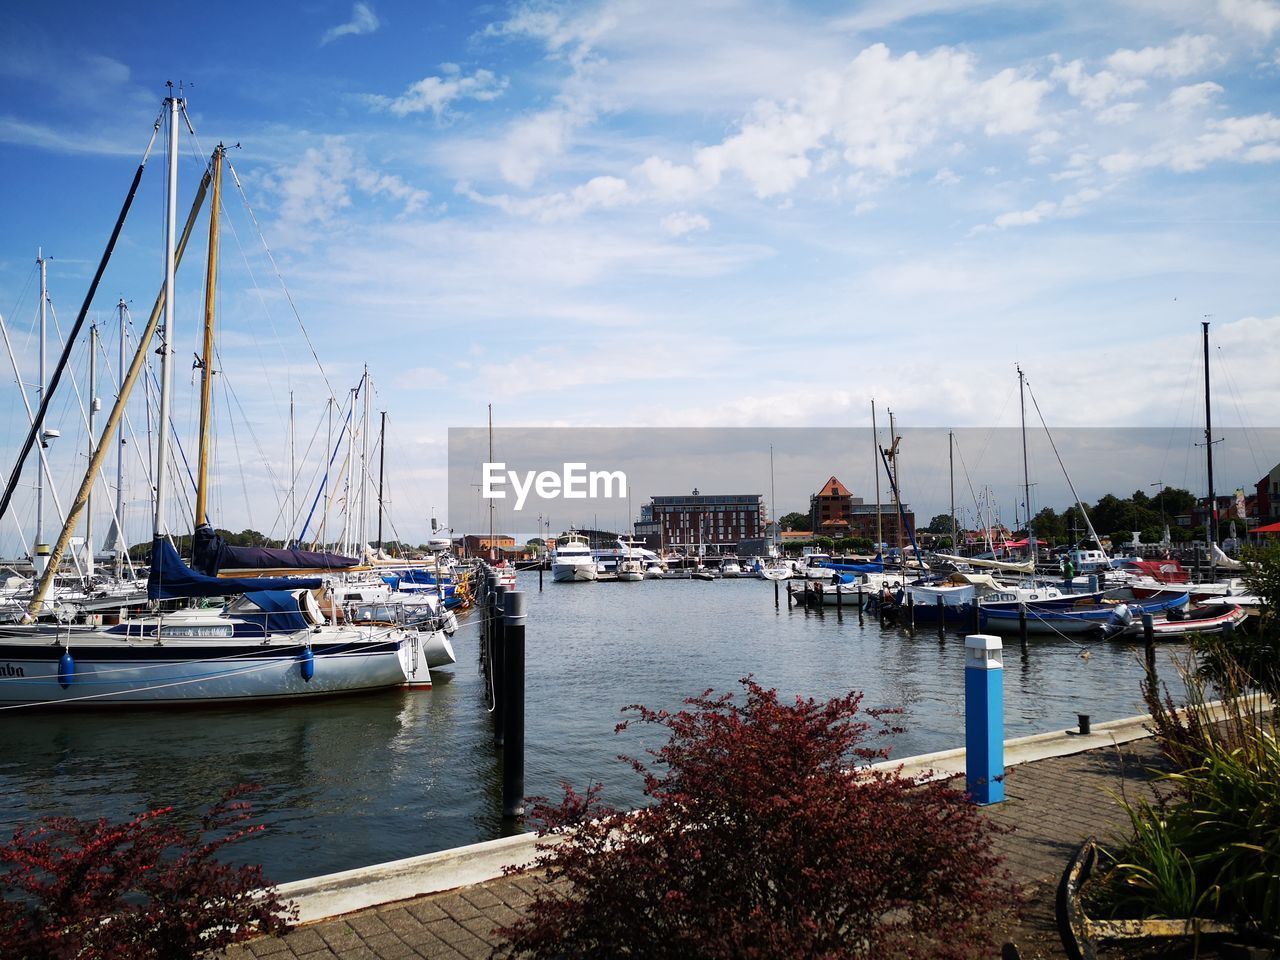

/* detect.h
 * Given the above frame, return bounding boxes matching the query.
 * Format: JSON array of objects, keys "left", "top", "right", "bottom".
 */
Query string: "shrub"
[
  {"left": 1107, "top": 641, "right": 1280, "bottom": 934},
  {"left": 495, "top": 679, "right": 1017, "bottom": 960},
  {"left": 0, "top": 786, "right": 295, "bottom": 959}
]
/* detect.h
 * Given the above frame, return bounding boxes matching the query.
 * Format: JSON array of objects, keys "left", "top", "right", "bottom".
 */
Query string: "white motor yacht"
[{"left": 551, "top": 534, "right": 598, "bottom": 583}]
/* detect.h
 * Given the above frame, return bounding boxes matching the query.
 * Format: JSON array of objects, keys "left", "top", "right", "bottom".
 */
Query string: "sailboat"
[{"left": 0, "top": 96, "right": 433, "bottom": 707}]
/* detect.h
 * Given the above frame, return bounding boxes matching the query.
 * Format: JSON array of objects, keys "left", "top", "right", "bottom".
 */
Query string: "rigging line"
[
  {"left": 262, "top": 396, "right": 327, "bottom": 539},
  {"left": 1156, "top": 340, "right": 1201, "bottom": 489},
  {"left": 223, "top": 156, "right": 339, "bottom": 409},
  {"left": 215, "top": 363, "right": 291, "bottom": 536},
  {"left": 1212, "top": 344, "right": 1265, "bottom": 481},
  {"left": 1024, "top": 377, "right": 1107, "bottom": 556},
  {"left": 951, "top": 437, "right": 988, "bottom": 550},
  {"left": 179, "top": 106, "right": 291, "bottom": 425},
  {"left": 1, "top": 306, "right": 87, "bottom": 583}
]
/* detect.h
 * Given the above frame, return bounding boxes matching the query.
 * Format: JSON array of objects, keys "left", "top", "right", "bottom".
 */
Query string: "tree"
[
  {"left": 496, "top": 680, "right": 1017, "bottom": 960},
  {"left": 1031, "top": 507, "right": 1066, "bottom": 544},
  {"left": 924, "top": 513, "right": 955, "bottom": 534},
  {"left": 778, "top": 511, "right": 810, "bottom": 532}
]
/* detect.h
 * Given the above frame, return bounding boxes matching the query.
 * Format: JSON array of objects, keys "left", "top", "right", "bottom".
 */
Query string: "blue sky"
[{"left": 1, "top": 0, "right": 1278, "bottom": 549}]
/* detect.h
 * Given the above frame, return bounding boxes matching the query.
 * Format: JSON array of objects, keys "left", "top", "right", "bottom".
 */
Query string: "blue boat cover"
[
  {"left": 238, "top": 591, "right": 310, "bottom": 632},
  {"left": 819, "top": 555, "right": 885, "bottom": 574},
  {"left": 148, "top": 538, "right": 322, "bottom": 600},
  {"left": 191, "top": 524, "right": 356, "bottom": 575}
]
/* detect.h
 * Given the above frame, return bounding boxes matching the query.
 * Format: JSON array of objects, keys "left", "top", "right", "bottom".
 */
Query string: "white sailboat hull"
[{"left": 0, "top": 625, "right": 427, "bottom": 707}]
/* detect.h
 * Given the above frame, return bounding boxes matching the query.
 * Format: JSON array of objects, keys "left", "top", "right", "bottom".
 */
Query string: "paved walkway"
[{"left": 219, "top": 732, "right": 1169, "bottom": 960}]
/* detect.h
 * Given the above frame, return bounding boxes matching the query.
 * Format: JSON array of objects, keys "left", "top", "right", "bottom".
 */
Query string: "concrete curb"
[{"left": 277, "top": 708, "right": 1191, "bottom": 923}]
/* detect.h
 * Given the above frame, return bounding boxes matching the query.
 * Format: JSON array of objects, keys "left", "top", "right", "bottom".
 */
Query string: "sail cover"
[
  {"left": 148, "top": 538, "right": 322, "bottom": 600},
  {"left": 191, "top": 524, "right": 356, "bottom": 575}
]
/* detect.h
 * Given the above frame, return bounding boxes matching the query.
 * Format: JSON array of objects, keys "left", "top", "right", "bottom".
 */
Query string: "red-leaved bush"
[
  {"left": 495, "top": 679, "right": 1017, "bottom": 960},
  {"left": 0, "top": 785, "right": 295, "bottom": 959}
]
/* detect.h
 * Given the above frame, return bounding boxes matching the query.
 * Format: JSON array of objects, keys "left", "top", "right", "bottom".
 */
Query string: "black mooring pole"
[{"left": 502, "top": 590, "right": 527, "bottom": 819}]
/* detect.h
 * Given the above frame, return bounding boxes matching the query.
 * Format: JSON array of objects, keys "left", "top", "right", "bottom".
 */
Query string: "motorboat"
[{"left": 551, "top": 533, "right": 598, "bottom": 583}]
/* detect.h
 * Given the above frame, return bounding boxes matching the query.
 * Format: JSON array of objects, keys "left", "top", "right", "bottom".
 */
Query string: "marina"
[{"left": 0, "top": 572, "right": 1193, "bottom": 884}]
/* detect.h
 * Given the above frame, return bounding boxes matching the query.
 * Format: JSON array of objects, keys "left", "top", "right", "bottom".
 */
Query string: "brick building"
[
  {"left": 647, "top": 489, "right": 766, "bottom": 552},
  {"left": 807, "top": 475, "right": 913, "bottom": 545}
]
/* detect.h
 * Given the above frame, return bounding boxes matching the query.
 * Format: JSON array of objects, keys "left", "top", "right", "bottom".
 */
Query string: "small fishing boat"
[
  {"left": 979, "top": 591, "right": 1189, "bottom": 636},
  {"left": 1114, "top": 603, "right": 1248, "bottom": 639}
]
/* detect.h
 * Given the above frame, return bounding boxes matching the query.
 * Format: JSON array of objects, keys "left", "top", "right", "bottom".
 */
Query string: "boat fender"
[
  {"left": 299, "top": 646, "right": 315, "bottom": 682},
  {"left": 58, "top": 650, "right": 75, "bottom": 689}
]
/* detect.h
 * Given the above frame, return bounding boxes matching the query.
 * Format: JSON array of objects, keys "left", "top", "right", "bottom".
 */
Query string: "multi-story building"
[
  {"left": 807, "top": 475, "right": 913, "bottom": 545},
  {"left": 1257, "top": 461, "right": 1280, "bottom": 523},
  {"left": 647, "top": 489, "right": 766, "bottom": 552}
]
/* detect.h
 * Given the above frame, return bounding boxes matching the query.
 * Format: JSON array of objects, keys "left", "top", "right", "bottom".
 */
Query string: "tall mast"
[
  {"left": 86, "top": 323, "right": 97, "bottom": 577},
  {"left": 360, "top": 366, "right": 371, "bottom": 548},
  {"left": 769, "top": 443, "right": 777, "bottom": 550},
  {"left": 1018, "top": 364, "right": 1036, "bottom": 568},
  {"left": 949, "top": 430, "right": 957, "bottom": 554},
  {"left": 487, "top": 403, "right": 494, "bottom": 560},
  {"left": 152, "top": 90, "right": 180, "bottom": 538},
  {"left": 194, "top": 143, "right": 222, "bottom": 528},
  {"left": 871, "top": 400, "right": 882, "bottom": 551},
  {"left": 343, "top": 385, "right": 356, "bottom": 554},
  {"left": 34, "top": 250, "right": 48, "bottom": 573},
  {"left": 887, "top": 409, "right": 902, "bottom": 557},
  {"left": 288, "top": 391, "right": 295, "bottom": 544},
  {"left": 115, "top": 300, "right": 127, "bottom": 578},
  {"left": 1203, "top": 320, "right": 1217, "bottom": 582},
  {"left": 377, "top": 409, "right": 386, "bottom": 549}
]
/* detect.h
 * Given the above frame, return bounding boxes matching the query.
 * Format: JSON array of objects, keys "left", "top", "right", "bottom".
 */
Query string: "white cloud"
[
  {"left": 641, "top": 43, "right": 1048, "bottom": 199},
  {"left": 661, "top": 212, "right": 710, "bottom": 235},
  {"left": 1105, "top": 34, "right": 1219, "bottom": 78},
  {"left": 498, "top": 101, "right": 598, "bottom": 188},
  {"left": 370, "top": 67, "right": 507, "bottom": 118},
  {"left": 1167, "top": 81, "right": 1224, "bottom": 111},
  {"left": 1051, "top": 59, "right": 1146, "bottom": 109},
  {"left": 321, "top": 2, "right": 380, "bottom": 45},
  {"left": 986, "top": 187, "right": 1101, "bottom": 230},
  {"left": 1096, "top": 102, "right": 1141, "bottom": 125},
  {"left": 457, "top": 175, "right": 631, "bottom": 221},
  {"left": 261, "top": 136, "right": 428, "bottom": 228},
  {"left": 1217, "top": 0, "right": 1280, "bottom": 36}
]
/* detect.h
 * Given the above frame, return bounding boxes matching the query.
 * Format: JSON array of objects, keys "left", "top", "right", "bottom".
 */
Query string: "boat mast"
[
  {"left": 361, "top": 366, "right": 371, "bottom": 549},
  {"left": 887, "top": 409, "right": 903, "bottom": 559},
  {"left": 115, "top": 300, "right": 127, "bottom": 579},
  {"left": 152, "top": 90, "right": 180, "bottom": 540},
  {"left": 769, "top": 443, "right": 777, "bottom": 552},
  {"left": 34, "top": 250, "right": 48, "bottom": 574},
  {"left": 194, "top": 143, "right": 222, "bottom": 528},
  {"left": 487, "top": 403, "right": 495, "bottom": 561},
  {"left": 871, "top": 400, "right": 882, "bottom": 552},
  {"left": 343, "top": 384, "right": 356, "bottom": 554},
  {"left": 949, "top": 430, "right": 957, "bottom": 554},
  {"left": 1203, "top": 319, "right": 1217, "bottom": 582},
  {"left": 288, "top": 391, "right": 295, "bottom": 543},
  {"left": 377, "top": 409, "right": 386, "bottom": 549},
  {"left": 86, "top": 323, "right": 97, "bottom": 577},
  {"left": 1018, "top": 364, "right": 1036, "bottom": 569}
]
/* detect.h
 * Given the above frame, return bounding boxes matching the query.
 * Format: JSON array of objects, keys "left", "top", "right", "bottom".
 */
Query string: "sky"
[{"left": 1, "top": 0, "right": 1278, "bottom": 551}]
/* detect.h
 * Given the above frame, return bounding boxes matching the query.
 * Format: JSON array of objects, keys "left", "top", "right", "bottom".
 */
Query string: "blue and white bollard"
[{"left": 965, "top": 634, "right": 1004, "bottom": 805}]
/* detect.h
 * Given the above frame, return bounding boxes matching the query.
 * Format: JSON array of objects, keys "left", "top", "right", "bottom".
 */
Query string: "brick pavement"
[{"left": 219, "top": 736, "right": 1168, "bottom": 960}]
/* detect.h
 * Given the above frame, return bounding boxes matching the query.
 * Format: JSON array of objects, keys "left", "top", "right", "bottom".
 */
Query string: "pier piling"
[
  {"left": 937, "top": 596, "right": 945, "bottom": 640},
  {"left": 907, "top": 592, "right": 915, "bottom": 633},
  {"left": 501, "top": 590, "right": 527, "bottom": 820},
  {"left": 836, "top": 582, "right": 843, "bottom": 618},
  {"left": 1018, "top": 602, "right": 1028, "bottom": 649},
  {"left": 492, "top": 583, "right": 507, "bottom": 748},
  {"left": 773, "top": 578, "right": 779, "bottom": 610},
  {"left": 857, "top": 585, "right": 864, "bottom": 624},
  {"left": 1141, "top": 614, "right": 1156, "bottom": 683}
]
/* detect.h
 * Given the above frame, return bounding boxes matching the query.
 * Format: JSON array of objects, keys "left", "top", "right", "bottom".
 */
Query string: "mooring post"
[
  {"left": 773, "top": 578, "right": 779, "bottom": 609},
  {"left": 836, "top": 581, "right": 843, "bottom": 617},
  {"left": 965, "top": 633, "right": 1004, "bottom": 805},
  {"left": 1142, "top": 613, "right": 1156, "bottom": 682},
  {"left": 492, "top": 583, "right": 507, "bottom": 748},
  {"left": 786, "top": 580, "right": 793, "bottom": 608},
  {"left": 857, "top": 584, "right": 864, "bottom": 623},
  {"left": 907, "top": 591, "right": 915, "bottom": 633},
  {"left": 1088, "top": 574, "right": 1099, "bottom": 594},
  {"left": 539, "top": 564, "right": 543, "bottom": 592},
  {"left": 1018, "top": 601, "right": 1028, "bottom": 648},
  {"left": 937, "top": 596, "right": 946, "bottom": 639},
  {"left": 501, "top": 590, "right": 527, "bottom": 820}
]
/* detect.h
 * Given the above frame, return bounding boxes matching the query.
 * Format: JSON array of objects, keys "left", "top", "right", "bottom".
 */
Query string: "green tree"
[
  {"left": 924, "top": 513, "right": 954, "bottom": 534},
  {"left": 1031, "top": 507, "right": 1065, "bottom": 544},
  {"left": 779, "top": 511, "right": 811, "bottom": 532}
]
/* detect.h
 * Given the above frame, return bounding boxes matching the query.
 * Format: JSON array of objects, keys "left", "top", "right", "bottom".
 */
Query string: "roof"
[{"left": 815, "top": 476, "right": 852, "bottom": 497}]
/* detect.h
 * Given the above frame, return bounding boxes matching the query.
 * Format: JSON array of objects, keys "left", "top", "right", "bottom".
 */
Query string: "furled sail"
[{"left": 148, "top": 538, "right": 321, "bottom": 600}]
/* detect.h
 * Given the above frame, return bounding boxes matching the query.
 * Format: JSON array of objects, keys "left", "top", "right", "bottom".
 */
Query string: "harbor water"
[{"left": 0, "top": 574, "right": 1185, "bottom": 883}]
